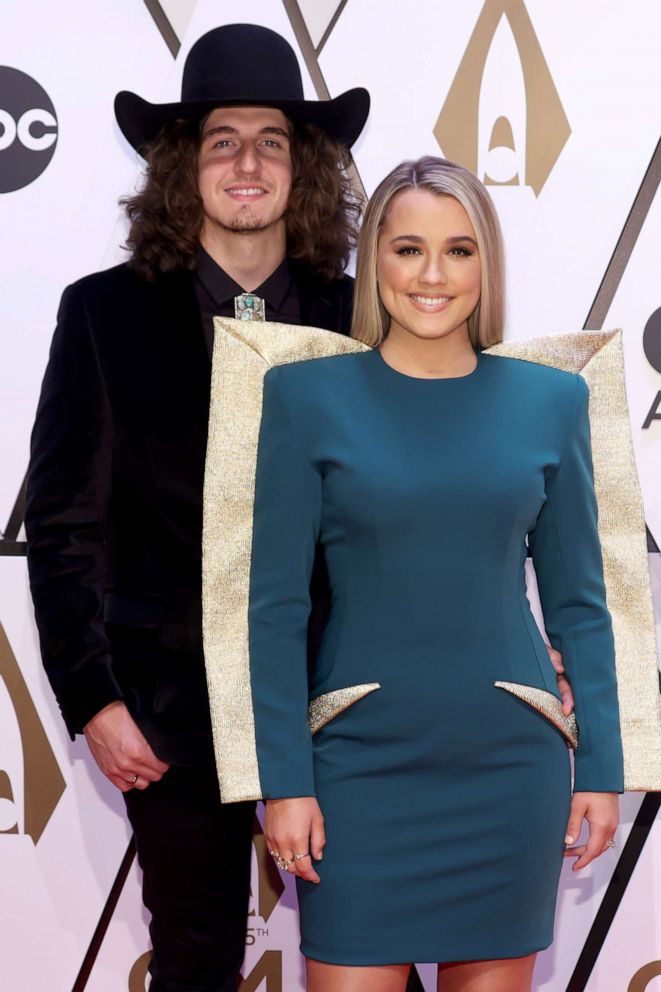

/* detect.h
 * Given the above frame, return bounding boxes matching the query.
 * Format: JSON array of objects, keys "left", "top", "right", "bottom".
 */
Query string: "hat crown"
[
  {"left": 181, "top": 23, "right": 304, "bottom": 104},
  {"left": 114, "top": 23, "right": 369, "bottom": 153}
]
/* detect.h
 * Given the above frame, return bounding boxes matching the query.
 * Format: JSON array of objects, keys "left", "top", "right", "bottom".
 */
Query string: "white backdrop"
[{"left": 1, "top": 2, "right": 660, "bottom": 990}]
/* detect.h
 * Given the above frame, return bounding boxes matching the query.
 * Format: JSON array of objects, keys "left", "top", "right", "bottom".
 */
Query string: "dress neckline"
[{"left": 373, "top": 347, "right": 483, "bottom": 383}]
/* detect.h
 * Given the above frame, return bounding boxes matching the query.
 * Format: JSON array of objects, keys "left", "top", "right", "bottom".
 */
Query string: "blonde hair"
[{"left": 352, "top": 156, "right": 505, "bottom": 348}]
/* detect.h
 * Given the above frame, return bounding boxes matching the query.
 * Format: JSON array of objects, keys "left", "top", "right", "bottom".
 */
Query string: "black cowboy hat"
[{"left": 115, "top": 23, "right": 370, "bottom": 154}]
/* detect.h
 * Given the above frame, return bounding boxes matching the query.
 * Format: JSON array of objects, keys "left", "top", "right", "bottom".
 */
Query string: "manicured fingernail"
[
  {"left": 316, "top": 851, "right": 323, "bottom": 860},
  {"left": 565, "top": 835, "right": 574, "bottom": 845}
]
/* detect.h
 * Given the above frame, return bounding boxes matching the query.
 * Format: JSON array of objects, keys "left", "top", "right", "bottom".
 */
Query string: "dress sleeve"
[
  {"left": 528, "top": 375, "right": 624, "bottom": 793},
  {"left": 248, "top": 367, "right": 321, "bottom": 799}
]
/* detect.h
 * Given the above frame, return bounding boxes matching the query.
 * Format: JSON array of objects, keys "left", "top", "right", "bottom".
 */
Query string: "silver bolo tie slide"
[{"left": 234, "top": 293, "right": 266, "bottom": 321}]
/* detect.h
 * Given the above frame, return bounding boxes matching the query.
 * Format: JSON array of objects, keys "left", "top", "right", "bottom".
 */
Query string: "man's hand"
[
  {"left": 83, "top": 701, "right": 170, "bottom": 792},
  {"left": 546, "top": 645, "right": 574, "bottom": 716}
]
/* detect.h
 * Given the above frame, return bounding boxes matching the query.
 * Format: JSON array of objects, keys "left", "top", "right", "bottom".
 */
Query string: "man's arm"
[
  {"left": 26, "top": 282, "right": 121, "bottom": 732},
  {"left": 25, "top": 282, "right": 167, "bottom": 787}
]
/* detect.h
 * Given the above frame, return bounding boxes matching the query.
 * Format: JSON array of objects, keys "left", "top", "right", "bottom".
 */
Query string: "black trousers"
[{"left": 124, "top": 761, "right": 256, "bottom": 992}]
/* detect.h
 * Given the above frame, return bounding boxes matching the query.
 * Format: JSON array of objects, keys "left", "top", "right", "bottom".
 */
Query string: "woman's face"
[{"left": 376, "top": 188, "right": 482, "bottom": 344}]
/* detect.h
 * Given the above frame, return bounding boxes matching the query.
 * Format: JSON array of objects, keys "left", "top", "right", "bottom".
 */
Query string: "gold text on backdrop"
[
  {"left": 0, "top": 624, "right": 65, "bottom": 841},
  {"left": 239, "top": 950, "right": 282, "bottom": 992},
  {"left": 249, "top": 817, "right": 285, "bottom": 923},
  {"left": 629, "top": 961, "right": 661, "bottom": 992}
]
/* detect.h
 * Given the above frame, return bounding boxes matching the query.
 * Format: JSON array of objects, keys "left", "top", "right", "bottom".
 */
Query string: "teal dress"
[{"left": 207, "top": 336, "right": 627, "bottom": 965}]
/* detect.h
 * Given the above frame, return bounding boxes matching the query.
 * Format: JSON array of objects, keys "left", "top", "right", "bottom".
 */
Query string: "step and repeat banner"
[{"left": 1, "top": 1, "right": 660, "bottom": 990}]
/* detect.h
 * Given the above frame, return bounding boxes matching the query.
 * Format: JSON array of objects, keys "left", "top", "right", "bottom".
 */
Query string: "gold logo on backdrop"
[
  {"left": 629, "top": 961, "right": 661, "bottom": 991},
  {"left": 128, "top": 952, "right": 151, "bottom": 992},
  {"left": 129, "top": 949, "right": 283, "bottom": 991},
  {"left": 434, "top": 0, "right": 571, "bottom": 195},
  {"left": 0, "top": 623, "right": 66, "bottom": 841},
  {"left": 240, "top": 950, "right": 282, "bottom": 991},
  {"left": 128, "top": 819, "right": 286, "bottom": 989},
  {"left": 249, "top": 816, "right": 285, "bottom": 923}
]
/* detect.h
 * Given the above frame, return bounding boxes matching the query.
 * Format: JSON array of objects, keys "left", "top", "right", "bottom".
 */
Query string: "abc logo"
[
  {"left": 0, "top": 66, "right": 58, "bottom": 193},
  {"left": 643, "top": 308, "right": 661, "bottom": 374}
]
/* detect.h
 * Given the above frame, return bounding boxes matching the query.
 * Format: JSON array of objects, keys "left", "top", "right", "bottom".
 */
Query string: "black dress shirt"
[{"left": 194, "top": 245, "right": 301, "bottom": 355}]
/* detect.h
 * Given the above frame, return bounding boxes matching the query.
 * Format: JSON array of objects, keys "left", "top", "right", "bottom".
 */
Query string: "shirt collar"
[{"left": 194, "top": 244, "right": 294, "bottom": 312}]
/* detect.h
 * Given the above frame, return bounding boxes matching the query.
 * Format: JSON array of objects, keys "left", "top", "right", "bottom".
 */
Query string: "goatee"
[{"left": 217, "top": 209, "right": 286, "bottom": 236}]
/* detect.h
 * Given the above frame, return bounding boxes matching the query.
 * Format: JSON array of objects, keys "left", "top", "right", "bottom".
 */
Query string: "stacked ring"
[
  {"left": 604, "top": 839, "right": 617, "bottom": 850},
  {"left": 269, "top": 849, "right": 294, "bottom": 871}
]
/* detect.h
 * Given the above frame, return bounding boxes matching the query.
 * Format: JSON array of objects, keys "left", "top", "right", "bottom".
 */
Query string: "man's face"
[{"left": 197, "top": 106, "right": 292, "bottom": 236}]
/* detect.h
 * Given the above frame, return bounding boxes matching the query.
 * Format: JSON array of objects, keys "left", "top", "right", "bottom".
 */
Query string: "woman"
[{"left": 207, "top": 157, "right": 624, "bottom": 991}]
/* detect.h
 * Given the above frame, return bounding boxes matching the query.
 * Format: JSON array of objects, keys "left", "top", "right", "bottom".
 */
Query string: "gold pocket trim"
[
  {"left": 494, "top": 680, "right": 579, "bottom": 750},
  {"left": 308, "top": 683, "right": 381, "bottom": 735}
]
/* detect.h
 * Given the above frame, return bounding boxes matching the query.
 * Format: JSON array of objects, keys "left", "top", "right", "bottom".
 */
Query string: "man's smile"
[{"left": 224, "top": 184, "right": 269, "bottom": 201}]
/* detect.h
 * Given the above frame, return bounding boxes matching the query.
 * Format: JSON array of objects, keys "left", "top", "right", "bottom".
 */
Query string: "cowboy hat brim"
[{"left": 115, "top": 87, "right": 370, "bottom": 154}]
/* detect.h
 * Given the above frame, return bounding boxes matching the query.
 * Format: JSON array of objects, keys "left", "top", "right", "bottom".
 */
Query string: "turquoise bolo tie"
[{"left": 234, "top": 293, "right": 266, "bottom": 321}]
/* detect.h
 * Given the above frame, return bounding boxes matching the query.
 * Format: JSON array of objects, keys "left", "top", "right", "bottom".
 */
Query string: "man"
[{"left": 25, "top": 23, "right": 369, "bottom": 992}]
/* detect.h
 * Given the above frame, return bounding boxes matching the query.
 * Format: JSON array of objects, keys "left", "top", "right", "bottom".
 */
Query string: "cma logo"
[
  {"left": 642, "top": 308, "right": 661, "bottom": 429},
  {"left": 629, "top": 961, "right": 661, "bottom": 991},
  {"left": 0, "top": 624, "right": 66, "bottom": 841},
  {"left": 0, "top": 66, "right": 58, "bottom": 193},
  {"left": 435, "top": 0, "right": 570, "bottom": 195},
  {"left": 129, "top": 818, "right": 285, "bottom": 990},
  {"left": 130, "top": 951, "right": 283, "bottom": 992}
]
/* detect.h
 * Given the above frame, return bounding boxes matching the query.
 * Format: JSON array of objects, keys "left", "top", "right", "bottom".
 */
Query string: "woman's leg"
[
  {"left": 437, "top": 954, "right": 536, "bottom": 992},
  {"left": 306, "top": 959, "right": 411, "bottom": 992}
]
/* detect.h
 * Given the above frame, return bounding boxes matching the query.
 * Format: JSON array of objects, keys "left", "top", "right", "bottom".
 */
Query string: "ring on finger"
[
  {"left": 272, "top": 853, "right": 294, "bottom": 871},
  {"left": 293, "top": 852, "right": 310, "bottom": 861},
  {"left": 604, "top": 838, "right": 617, "bottom": 850},
  {"left": 128, "top": 774, "right": 138, "bottom": 785}
]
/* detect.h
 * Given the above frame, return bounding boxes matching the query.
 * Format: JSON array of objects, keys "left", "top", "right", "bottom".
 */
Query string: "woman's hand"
[
  {"left": 265, "top": 797, "right": 326, "bottom": 883},
  {"left": 564, "top": 792, "right": 619, "bottom": 871}
]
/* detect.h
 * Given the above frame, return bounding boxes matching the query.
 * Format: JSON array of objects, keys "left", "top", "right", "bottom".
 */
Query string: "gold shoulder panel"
[
  {"left": 485, "top": 328, "right": 619, "bottom": 374},
  {"left": 203, "top": 318, "right": 369, "bottom": 803},
  {"left": 204, "top": 322, "right": 660, "bottom": 798},
  {"left": 487, "top": 330, "right": 661, "bottom": 790}
]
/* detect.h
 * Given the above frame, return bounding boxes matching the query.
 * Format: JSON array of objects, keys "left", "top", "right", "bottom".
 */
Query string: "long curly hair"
[{"left": 121, "top": 117, "right": 362, "bottom": 282}]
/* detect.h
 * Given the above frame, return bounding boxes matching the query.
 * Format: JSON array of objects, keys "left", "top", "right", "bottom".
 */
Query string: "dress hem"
[{"left": 299, "top": 936, "right": 553, "bottom": 966}]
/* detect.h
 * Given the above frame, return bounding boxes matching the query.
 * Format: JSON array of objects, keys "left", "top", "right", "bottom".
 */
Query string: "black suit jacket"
[{"left": 26, "top": 261, "right": 353, "bottom": 763}]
